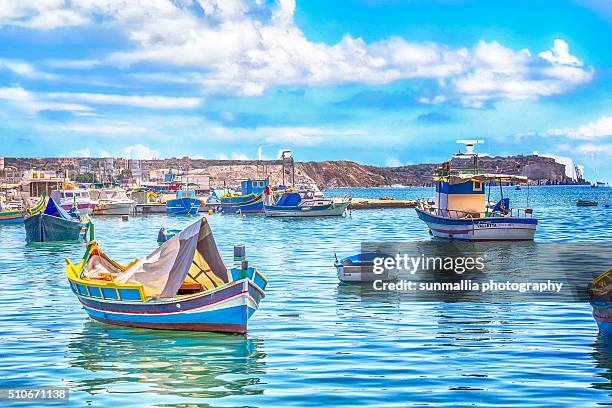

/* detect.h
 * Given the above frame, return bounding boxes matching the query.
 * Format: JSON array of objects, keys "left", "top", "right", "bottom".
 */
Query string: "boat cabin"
[
  {"left": 51, "top": 189, "right": 92, "bottom": 202},
  {"left": 240, "top": 178, "right": 269, "bottom": 195},
  {"left": 90, "top": 188, "right": 130, "bottom": 201},
  {"left": 433, "top": 153, "right": 528, "bottom": 219},
  {"left": 176, "top": 190, "right": 196, "bottom": 199}
]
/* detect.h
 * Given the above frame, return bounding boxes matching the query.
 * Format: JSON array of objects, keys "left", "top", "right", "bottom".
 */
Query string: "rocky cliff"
[
  {"left": 3, "top": 154, "right": 574, "bottom": 189},
  {"left": 294, "top": 155, "right": 571, "bottom": 188}
]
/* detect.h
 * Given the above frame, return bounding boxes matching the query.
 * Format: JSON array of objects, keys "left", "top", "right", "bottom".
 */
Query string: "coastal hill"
[{"left": 4, "top": 155, "right": 577, "bottom": 188}]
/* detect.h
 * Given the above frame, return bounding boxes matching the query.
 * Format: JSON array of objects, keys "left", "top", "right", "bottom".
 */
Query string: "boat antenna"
[
  {"left": 456, "top": 139, "right": 484, "bottom": 155},
  {"left": 527, "top": 183, "right": 530, "bottom": 208}
]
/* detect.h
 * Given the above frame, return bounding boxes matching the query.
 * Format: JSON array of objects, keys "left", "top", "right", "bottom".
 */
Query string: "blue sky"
[{"left": 0, "top": 0, "right": 610, "bottom": 181}]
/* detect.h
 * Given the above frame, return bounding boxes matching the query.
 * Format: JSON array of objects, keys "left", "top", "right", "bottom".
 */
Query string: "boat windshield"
[{"left": 108, "top": 190, "right": 128, "bottom": 200}]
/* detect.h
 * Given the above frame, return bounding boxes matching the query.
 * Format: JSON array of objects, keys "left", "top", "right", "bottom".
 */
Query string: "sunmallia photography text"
[{"left": 373, "top": 280, "right": 564, "bottom": 293}]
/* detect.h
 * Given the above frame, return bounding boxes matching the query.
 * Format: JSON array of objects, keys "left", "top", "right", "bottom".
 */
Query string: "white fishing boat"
[
  {"left": 91, "top": 188, "right": 135, "bottom": 215},
  {"left": 50, "top": 189, "right": 97, "bottom": 215},
  {"left": 415, "top": 140, "right": 537, "bottom": 241},
  {"left": 264, "top": 190, "right": 351, "bottom": 217}
]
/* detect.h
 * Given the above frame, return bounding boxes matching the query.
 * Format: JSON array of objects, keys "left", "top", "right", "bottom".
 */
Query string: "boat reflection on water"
[
  {"left": 66, "top": 322, "right": 266, "bottom": 403},
  {"left": 591, "top": 336, "right": 612, "bottom": 392}
]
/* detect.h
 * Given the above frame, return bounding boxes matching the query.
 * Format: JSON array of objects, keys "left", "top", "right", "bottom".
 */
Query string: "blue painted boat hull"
[
  {"left": 264, "top": 202, "right": 349, "bottom": 217},
  {"left": 415, "top": 207, "right": 537, "bottom": 241},
  {"left": 73, "top": 279, "right": 264, "bottom": 334},
  {"left": 221, "top": 194, "right": 263, "bottom": 213},
  {"left": 592, "top": 303, "right": 612, "bottom": 336},
  {"left": 24, "top": 213, "right": 84, "bottom": 242},
  {"left": 166, "top": 198, "right": 201, "bottom": 214},
  {"left": 0, "top": 210, "right": 24, "bottom": 224}
]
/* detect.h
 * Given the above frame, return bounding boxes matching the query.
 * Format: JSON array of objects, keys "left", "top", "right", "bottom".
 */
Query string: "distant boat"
[
  {"left": 264, "top": 190, "right": 351, "bottom": 217},
  {"left": 25, "top": 195, "right": 90, "bottom": 243},
  {"left": 91, "top": 188, "right": 135, "bottom": 215},
  {"left": 51, "top": 189, "right": 97, "bottom": 215},
  {"left": 65, "top": 217, "right": 267, "bottom": 334},
  {"left": 415, "top": 141, "right": 537, "bottom": 241},
  {"left": 589, "top": 269, "right": 612, "bottom": 337},
  {"left": 166, "top": 190, "right": 201, "bottom": 214},
  {"left": 0, "top": 200, "right": 25, "bottom": 224},
  {"left": 577, "top": 200, "right": 598, "bottom": 207},
  {"left": 515, "top": 186, "right": 522, "bottom": 190},
  {"left": 335, "top": 252, "right": 396, "bottom": 283},
  {"left": 220, "top": 179, "right": 268, "bottom": 214}
]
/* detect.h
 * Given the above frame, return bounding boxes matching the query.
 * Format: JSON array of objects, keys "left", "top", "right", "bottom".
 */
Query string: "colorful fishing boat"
[
  {"left": 0, "top": 201, "right": 24, "bottom": 224},
  {"left": 264, "top": 190, "right": 351, "bottom": 217},
  {"left": 335, "top": 252, "right": 396, "bottom": 283},
  {"left": 65, "top": 217, "right": 267, "bottom": 334},
  {"left": 166, "top": 190, "right": 201, "bottom": 214},
  {"left": 220, "top": 179, "right": 268, "bottom": 214},
  {"left": 589, "top": 269, "right": 612, "bottom": 336},
  {"left": 24, "top": 195, "right": 91, "bottom": 243},
  {"left": 415, "top": 141, "right": 537, "bottom": 241}
]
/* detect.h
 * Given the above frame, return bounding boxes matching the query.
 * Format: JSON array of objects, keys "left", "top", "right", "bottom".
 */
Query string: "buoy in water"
[
  {"left": 121, "top": 215, "right": 129, "bottom": 221},
  {"left": 208, "top": 209, "right": 214, "bottom": 215}
]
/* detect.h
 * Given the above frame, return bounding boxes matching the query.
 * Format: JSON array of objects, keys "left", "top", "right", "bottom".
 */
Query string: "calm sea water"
[{"left": 0, "top": 186, "right": 611, "bottom": 407}]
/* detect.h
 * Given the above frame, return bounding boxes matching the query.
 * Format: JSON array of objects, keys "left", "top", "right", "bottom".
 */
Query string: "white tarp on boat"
[{"left": 114, "top": 217, "right": 229, "bottom": 297}]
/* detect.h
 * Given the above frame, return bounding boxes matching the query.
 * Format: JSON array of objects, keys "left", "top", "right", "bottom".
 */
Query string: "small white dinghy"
[{"left": 334, "top": 252, "right": 398, "bottom": 283}]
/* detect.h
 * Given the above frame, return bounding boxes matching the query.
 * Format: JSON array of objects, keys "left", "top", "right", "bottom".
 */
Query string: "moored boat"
[
  {"left": 25, "top": 195, "right": 91, "bottom": 243},
  {"left": 335, "top": 252, "right": 396, "bottom": 282},
  {"left": 166, "top": 190, "right": 201, "bottom": 214},
  {"left": 589, "top": 269, "right": 612, "bottom": 336},
  {"left": 91, "top": 188, "right": 135, "bottom": 215},
  {"left": 65, "top": 217, "right": 267, "bottom": 334},
  {"left": 50, "top": 188, "right": 97, "bottom": 215},
  {"left": 577, "top": 200, "right": 598, "bottom": 207},
  {"left": 415, "top": 141, "right": 537, "bottom": 241},
  {"left": 0, "top": 200, "right": 25, "bottom": 224},
  {"left": 220, "top": 179, "right": 268, "bottom": 214},
  {"left": 264, "top": 190, "right": 351, "bottom": 217}
]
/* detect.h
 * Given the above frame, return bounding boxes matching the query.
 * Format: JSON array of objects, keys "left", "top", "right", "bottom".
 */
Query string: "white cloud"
[
  {"left": 208, "top": 125, "right": 367, "bottom": 146},
  {"left": 0, "top": 86, "right": 201, "bottom": 112},
  {"left": 216, "top": 152, "right": 249, "bottom": 160},
  {"left": 0, "top": 2, "right": 89, "bottom": 29},
  {"left": 545, "top": 116, "right": 612, "bottom": 140},
  {"left": 556, "top": 143, "right": 612, "bottom": 157},
  {"left": 385, "top": 157, "right": 403, "bottom": 167},
  {"left": 0, "top": 58, "right": 58, "bottom": 80},
  {"left": 47, "top": 92, "right": 202, "bottom": 109},
  {"left": 60, "top": 123, "right": 148, "bottom": 135},
  {"left": 262, "top": 127, "right": 366, "bottom": 146},
  {"left": 0, "top": 1, "right": 594, "bottom": 105},
  {"left": 45, "top": 59, "right": 101, "bottom": 69},
  {"left": 122, "top": 144, "right": 161, "bottom": 160},
  {"left": 539, "top": 39, "right": 581, "bottom": 66},
  {"left": 0, "top": 86, "right": 92, "bottom": 113}
]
